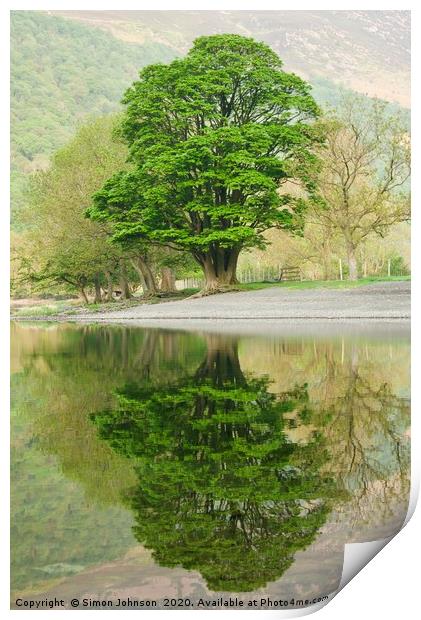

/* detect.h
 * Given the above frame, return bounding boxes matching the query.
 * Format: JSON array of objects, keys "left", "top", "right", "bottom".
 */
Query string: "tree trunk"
[
  {"left": 94, "top": 273, "right": 102, "bottom": 304},
  {"left": 105, "top": 271, "right": 114, "bottom": 302},
  {"left": 134, "top": 264, "right": 147, "bottom": 293},
  {"left": 347, "top": 244, "right": 358, "bottom": 281},
  {"left": 199, "top": 247, "right": 240, "bottom": 293},
  {"left": 195, "top": 335, "right": 246, "bottom": 386},
  {"left": 119, "top": 262, "right": 132, "bottom": 300},
  {"left": 130, "top": 256, "right": 158, "bottom": 296},
  {"left": 160, "top": 267, "right": 177, "bottom": 293},
  {"left": 79, "top": 286, "right": 89, "bottom": 304}
]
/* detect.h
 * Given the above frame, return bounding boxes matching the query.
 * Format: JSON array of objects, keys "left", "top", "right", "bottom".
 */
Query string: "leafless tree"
[{"left": 314, "top": 96, "right": 410, "bottom": 280}]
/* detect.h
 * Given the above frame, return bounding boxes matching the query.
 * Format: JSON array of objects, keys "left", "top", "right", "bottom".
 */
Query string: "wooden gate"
[{"left": 278, "top": 266, "right": 301, "bottom": 282}]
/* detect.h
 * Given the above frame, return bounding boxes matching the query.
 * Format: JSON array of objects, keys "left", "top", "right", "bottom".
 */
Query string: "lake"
[{"left": 10, "top": 322, "right": 410, "bottom": 609}]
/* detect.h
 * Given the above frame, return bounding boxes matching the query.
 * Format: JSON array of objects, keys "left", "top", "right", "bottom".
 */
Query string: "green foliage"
[
  {"left": 88, "top": 34, "right": 323, "bottom": 288},
  {"left": 14, "top": 116, "right": 129, "bottom": 297},
  {"left": 12, "top": 111, "right": 194, "bottom": 299},
  {"left": 389, "top": 255, "right": 410, "bottom": 276},
  {"left": 12, "top": 13, "right": 410, "bottom": 292}
]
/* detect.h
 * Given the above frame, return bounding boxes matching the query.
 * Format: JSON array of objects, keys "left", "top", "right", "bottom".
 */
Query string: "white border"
[{"left": 2, "top": 2, "right": 418, "bottom": 619}]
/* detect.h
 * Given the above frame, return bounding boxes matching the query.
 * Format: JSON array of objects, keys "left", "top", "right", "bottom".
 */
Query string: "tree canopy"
[{"left": 88, "top": 34, "right": 323, "bottom": 292}]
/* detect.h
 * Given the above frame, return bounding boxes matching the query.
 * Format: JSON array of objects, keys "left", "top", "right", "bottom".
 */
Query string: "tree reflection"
[
  {"left": 91, "top": 335, "right": 339, "bottom": 591},
  {"left": 11, "top": 324, "right": 410, "bottom": 595},
  {"left": 317, "top": 349, "right": 410, "bottom": 531}
]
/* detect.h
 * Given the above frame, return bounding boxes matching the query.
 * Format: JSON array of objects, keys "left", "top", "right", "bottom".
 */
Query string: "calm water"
[{"left": 11, "top": 322, "right": 410, "bottom": 608}]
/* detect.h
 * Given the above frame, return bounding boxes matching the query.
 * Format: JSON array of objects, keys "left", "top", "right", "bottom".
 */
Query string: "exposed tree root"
[{"left": 186, "top": 285, "right": 240, "bottom": 299}]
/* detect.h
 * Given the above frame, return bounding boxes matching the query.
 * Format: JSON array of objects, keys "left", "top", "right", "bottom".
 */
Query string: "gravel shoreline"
[{"left": 12, "top": 281, "right": 410, "bottom": 323}]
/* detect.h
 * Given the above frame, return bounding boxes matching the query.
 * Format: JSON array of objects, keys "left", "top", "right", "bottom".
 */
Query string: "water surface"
[{"left": 11, "top": 322, "right": 410, "bottom": 608}]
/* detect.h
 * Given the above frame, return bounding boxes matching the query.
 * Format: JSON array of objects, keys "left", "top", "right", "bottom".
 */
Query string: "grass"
[
  {"left": 11, "top": 276, "right": 410, "bottom": 319},
  {"left": 236, "top": 275, "right": 411, "bottom": 292},
  {"left": 11, "top": 301, "right": 81, "bottom": 318}
]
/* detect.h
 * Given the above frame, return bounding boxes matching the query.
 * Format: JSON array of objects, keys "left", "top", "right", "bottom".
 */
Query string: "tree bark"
[
  {"left": 130, "top": 256, "right": 158, "bottom": 296},
  {"left": 105, "top": 271, "right": 114, "bottom": 302},
  {"left": 94, "top": 273, "right": 102, "bottom": 304},
  {"left": 119, "top": 262, "right": 132, "bottom": 300},
  {"left": 347, "top": 244, "right": 358, "bottom": 281},
  {"left": 134, "top": 263, "right": 147, "bottom": 292},
  {"left": 198, "top": 246, "right": 240, "bottom": 293},
  {"left": 79, "top": 286, "right": 89, "bottom": 304},
  {"left": 160, "top": 267, "right": 177, "bottom": 293}
]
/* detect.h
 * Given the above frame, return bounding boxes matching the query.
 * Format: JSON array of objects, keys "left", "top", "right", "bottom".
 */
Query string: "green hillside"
[{"left": 10, "top": 11, "right": 177, "bottom": 218}]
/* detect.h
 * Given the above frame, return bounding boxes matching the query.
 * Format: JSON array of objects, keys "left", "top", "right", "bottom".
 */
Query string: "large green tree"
[{"left": 87, "top": 34, "right": 322, "bottom": 292}]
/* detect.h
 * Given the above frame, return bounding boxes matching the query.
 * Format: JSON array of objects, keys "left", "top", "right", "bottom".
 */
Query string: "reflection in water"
[
  {"left": 92, "top": 335, "right": 339, "bottom": 591},
  {"left": 11, "top": 324, "right": 410, "bottom": 606}
]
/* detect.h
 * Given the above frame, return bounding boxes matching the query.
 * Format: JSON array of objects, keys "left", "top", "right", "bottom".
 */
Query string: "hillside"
[
  {"left": 10, "top": 12, "right": 176, "bottom": 217},
  {"left": 49, "top": 10, "right": 410, "bottom": 107}
]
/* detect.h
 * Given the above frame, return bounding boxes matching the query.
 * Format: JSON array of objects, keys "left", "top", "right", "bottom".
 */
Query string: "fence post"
[
  {"left": 339, "top": 259, "right": 343, "bottom": 281},
  {"left": 388, "top": 259, "right": 391, "bottom": 277}
]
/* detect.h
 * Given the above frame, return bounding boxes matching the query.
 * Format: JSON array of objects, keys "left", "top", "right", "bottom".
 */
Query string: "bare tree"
[{"left": 314, "top": 96, "right": 410, "bottom": 280}]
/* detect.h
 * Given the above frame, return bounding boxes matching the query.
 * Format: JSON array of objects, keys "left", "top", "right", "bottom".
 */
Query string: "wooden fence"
[{"left": 278, "top": 266, "right": 302, "bottom": 282}]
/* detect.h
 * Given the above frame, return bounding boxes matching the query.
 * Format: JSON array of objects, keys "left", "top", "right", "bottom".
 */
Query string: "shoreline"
[
  {"left": 11, "top": 281, "right": 411, "bottom": 325},
  {"left": 11, "top": 315, "right": 411, "bottom": 322},
  {"left": 11, "top": 317, "right": 410, "bottom": 343}
]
